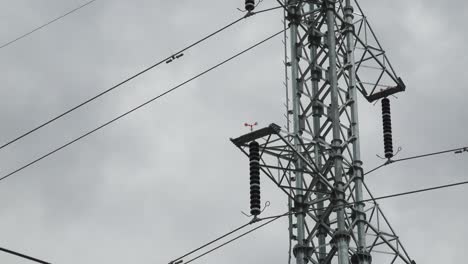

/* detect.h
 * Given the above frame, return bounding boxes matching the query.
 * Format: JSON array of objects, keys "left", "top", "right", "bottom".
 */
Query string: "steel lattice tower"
[{"left": 232, "top": 1, "right": 414, "bottom": 264}]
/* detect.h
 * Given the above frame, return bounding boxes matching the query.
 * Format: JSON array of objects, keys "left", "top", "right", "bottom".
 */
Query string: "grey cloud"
[{"left": 0, "top": 0, "right": 465, "bottom": 263}]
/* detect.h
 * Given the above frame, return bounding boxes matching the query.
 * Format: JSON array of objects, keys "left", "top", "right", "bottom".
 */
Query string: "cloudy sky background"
[{"left": 0, "top": 0, "right": 466, "bottom": 263}]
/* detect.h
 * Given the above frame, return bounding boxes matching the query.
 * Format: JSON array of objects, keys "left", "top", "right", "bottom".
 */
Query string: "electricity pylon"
[{"left": 232, "top": 1, "right": 415, "bottom": 264}]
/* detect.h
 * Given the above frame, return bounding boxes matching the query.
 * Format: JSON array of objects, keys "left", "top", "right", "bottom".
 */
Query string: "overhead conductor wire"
[
  {"left": 0, "top": 28, "right": 288, "bottom": 182},
  {"left": 365, "top": 146, "right": 468, "bottom": 176},
  {"left": 0, "top": 5, "right": 284, "bottom": 152},
  {"left": 0, "top": 246, "right": 51, "bottom": 264},
  {"left": 175, "top": 147, "right": 468, "bottom": 263},
  {"left": 0, "top": 0, "right": 98, "bottom": 50},
  {"left": 184, "top": 216, "right": 283, "bottom": 264},
  {"left": 169, "top": 177, "right": 468, "bottom": 264},
  {"left": 170, "top": 212, "right": 288, "bottom": 264},
  {"left": 169, "top": 222, "right": 252, "bottom": 264}
]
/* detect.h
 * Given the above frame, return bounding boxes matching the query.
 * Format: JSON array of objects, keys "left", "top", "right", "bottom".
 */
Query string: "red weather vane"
[{"left": 244, "top": 122, "right": 258, "bottom": 131}]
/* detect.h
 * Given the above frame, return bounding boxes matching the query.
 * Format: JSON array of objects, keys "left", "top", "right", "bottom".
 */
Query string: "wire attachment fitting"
[
  {"left": 166, "top": 53, "right": 185, "bottom": 64},
  {"left": 241, "top": 201, "right": 271, "bottom": 219},
  {"left": 455, "top": 148, "right": 468, "bottom": 154},
  {"left": 376, "top": 146, "right": 402, "bottom": 164},
  {"left": 237, "top": 0, "right": 263, "bottom": 13}
]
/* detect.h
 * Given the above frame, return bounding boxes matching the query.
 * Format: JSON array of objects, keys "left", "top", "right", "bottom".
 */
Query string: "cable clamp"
[
  {"left": 166, "top": 53, "right": 184, "bottom": 64},
  {"left": 455, "top": 148, "right": 468, "bottom": 154}
]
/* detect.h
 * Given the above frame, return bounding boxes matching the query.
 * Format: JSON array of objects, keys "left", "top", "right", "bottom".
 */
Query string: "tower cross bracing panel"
[{"left": 232, "top": 1, "right": 414, "bottom": 264}]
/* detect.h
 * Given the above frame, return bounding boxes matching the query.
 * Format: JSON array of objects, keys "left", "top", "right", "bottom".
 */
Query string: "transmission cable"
[
  {"left": 184, "top": 215, "right": 283, "bottom": 264},
  {"left": 0, "top": 5, "right": 284, "bottom": 152},
  {"left": 171, "top": 177, "right": 468, "bottom": 264},
  {"left": 365, "top": 146, "right": 468, "bottom": 176},
  {"left": 0, "top": 246, "right": 51, "bottom": 264},
  {"left": 0, "top": 28, "right": 287, "bottom": 183},
  {"left": 0, "top": 0, "right": 97, "bottom": 50},
  {"left": 170, "top": 212, "right": 288, "bottom": 264},
  {"left": 360, "top": 179, "right": 468, "bottom": 205},
  {"left": 167, "top": 147, "right": 468, "bottom": 262},
  {"left": 172, "top": 147, "right": 468, "bottom": 263},
  {"left": 168, "top": 222, "right": 251, "bottom": 264},
  {"left": 307, "top": 178, "right": 468, "bottom": 214}
]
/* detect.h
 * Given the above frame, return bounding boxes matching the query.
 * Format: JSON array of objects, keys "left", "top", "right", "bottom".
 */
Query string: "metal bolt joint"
[
  {"left": 312, "top": 101, "right": 324, "bottom": 116},
  {"left": 342, "top": 21, "right": 355, "bottom": 34},
  {"left": 351, "top": 251, "right": 372, "bottom": 264},
  {"left": 331, "top": 182, "right": 346, "bottom": 206},
  {"left": 331, "top": 152, "right": 344, "bottom": 162},
  {"left": 351, "top": 208, "right": 367, "bottom": 224},
  {"left": 331, "top": 138, "right": 343, "bottom": 147},
  {"left": 353, "top": 160, "right": 364, "bottom": 168},
  {"left": 308, "top": 32, "right": 321, "bottom": 47},
  {"left": 293, "top": 244, "right": 314, "bottom": 262},
  {"left": 325, "top": 0, "right": 335, "bottom": 10},
  {"left": 294, "top": 194, "right": 309, "bottom": 215},
  {"left": 311, "top": 67, "right": 322, "bottom": 81},
  {"left": 286, "top": 6, "right": 301, "bottom": 25},
  {"left": 343, "top": 6, "right": 355, "bottom": 20},
  {"left": 331, "top": 230, "right": 350, "bottom": 245},
  {"left": 343, "top": 6, "right": 354, "bottom": 14},
  {"left": 343, "top": 62, "right": 353, "bottom": 70},
  {"left": 351, "top": 161, "right": 364, "bottom": 179}
]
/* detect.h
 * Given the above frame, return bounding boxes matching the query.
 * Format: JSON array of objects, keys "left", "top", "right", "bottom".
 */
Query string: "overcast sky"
[{"left": 0, "top": 0, "right": 466, "bottom": 263}]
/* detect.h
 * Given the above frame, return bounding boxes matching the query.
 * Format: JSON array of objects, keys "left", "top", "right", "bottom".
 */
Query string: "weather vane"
[{"left": 244, "top": 122, "right": 258, "bottom": 132}]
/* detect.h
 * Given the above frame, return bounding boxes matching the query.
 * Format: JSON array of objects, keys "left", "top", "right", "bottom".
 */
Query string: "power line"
[
  {"left": 0, "top": 0, "right": 97, "bottom": 50},
  {"left": 0, "top": 246, "right": 51, "bottom": 264},
  {"left": 251, "top": 5, "right": 284, "bottom": 15},
  {"left": 173, "top": 146, "right": 468, "bottom": 263},
  {"left": 172, "top": 177, "right": 468, "bottom": 264},
  {"left": 182, "top": 215, "right": 285, "bottom": 264},
  {"left": 14, "top": 172, "right": 452, "bottom": 264},
  {"left": 360, "top": 179, "right": 468, "bottom": 205},
  {"left": 365, "top": 163, "right": 387, "bottom": 176},
  {"left": 169, "top": 222, "right": 251, "bottom": 264},
  {"left": 0, "top": 5, "right": 284, "bottom": 152},
  {"left": 309, "top": 179, "right": 468, "bottom": 213},
  {"left": 0, "top": 28, "right": 287, "bottom": 183},
  {"left": 169, "top": 210, "right": 291, "bottom": 264},
  {"left": 364, "top": 146, "right": 468, "bottom": 176},
  {"left": 171, "top": 149, "right": 467, "bottom": 263},
  {"left": 392, "top": 146, "right": 468, "bottom": 163}
]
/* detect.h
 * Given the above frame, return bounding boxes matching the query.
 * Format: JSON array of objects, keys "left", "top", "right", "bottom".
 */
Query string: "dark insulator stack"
[
  {"left": 381, "top": 98, "right": 394, "bottom": 159},
  {"left": 249, "top": 141, "right": 261, "bottom": 216},
  {"left": 245, "top": 0, "right": 255, "bottom": 12}
]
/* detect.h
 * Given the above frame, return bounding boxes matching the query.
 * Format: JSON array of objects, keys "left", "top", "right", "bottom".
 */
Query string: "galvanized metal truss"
[
  {"left": 232, "top": 125, "right": 413, "bottom": 264},
  {"left": 232, "top": 1, "right": 413, "bottom": 264}
]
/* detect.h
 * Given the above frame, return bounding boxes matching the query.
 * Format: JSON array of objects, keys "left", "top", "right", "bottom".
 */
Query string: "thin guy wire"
[
  {"left": 0, "top": 28, "right": 287, "bottom": 183},
  {"left": 364, "top": 146, "right": 468, "bottom": 176},
  {"left": 184, "top": 216, "right": 283, "bottom": 264},
  {"left": 0, "top": 0, "right": 97, "bottom": 50},
  {"left": 0, "top": 5, "right": 284, "bottom": 152},
  {"left": 0, "top": 246, "right": 51, "bottom": 264}
]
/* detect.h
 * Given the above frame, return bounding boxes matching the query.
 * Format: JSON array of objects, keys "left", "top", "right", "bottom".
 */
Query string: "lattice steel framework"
[{"left": 232, "top": 1, "right": 414, "bottom": 264}]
